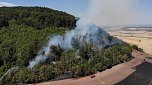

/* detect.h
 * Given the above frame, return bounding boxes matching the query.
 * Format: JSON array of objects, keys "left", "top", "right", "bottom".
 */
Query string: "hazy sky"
[{"left": 0, "top": 0, "right": 152, "bottom": 16}]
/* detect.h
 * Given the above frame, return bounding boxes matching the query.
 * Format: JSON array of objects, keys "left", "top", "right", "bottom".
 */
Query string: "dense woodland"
[
  {"left": 2, "top": 43, "right": 132, "bottom": 84},
  {"left": 0, "top": 6, "right": 76, "bottom": 29},
  {"left": 0, "top": 7, "right": 134, "bottom": 84},
  {"left": 0, "top": 7, "right": 73, "bottom": 80}
]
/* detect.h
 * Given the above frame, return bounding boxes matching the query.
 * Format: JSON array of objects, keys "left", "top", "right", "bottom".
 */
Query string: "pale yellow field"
[{"left": 109, "top": 31, "right": 152, "bottom": 55}]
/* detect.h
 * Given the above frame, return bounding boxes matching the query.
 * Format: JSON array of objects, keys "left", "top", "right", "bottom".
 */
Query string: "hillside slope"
[
  {"left": 0, "top": 6, "right": 75, "bottom": 79},
  {"left": 0, "top": 6, "right": 76, "bottom": 29},
  {"left": 0, "top": 7, "right": 133, "bottom": 85}
]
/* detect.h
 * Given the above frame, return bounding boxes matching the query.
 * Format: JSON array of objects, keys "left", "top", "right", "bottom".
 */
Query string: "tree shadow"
[{"left": 115, "top": 61, "right": 152, "bottom": 85}]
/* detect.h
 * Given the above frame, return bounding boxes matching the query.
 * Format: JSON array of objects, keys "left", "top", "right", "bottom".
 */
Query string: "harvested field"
[{"left": 109, "top": 30, "right": 152, "bottom": 55}]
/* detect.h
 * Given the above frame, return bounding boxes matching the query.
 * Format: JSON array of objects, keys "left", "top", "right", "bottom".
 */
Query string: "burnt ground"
[{"left": 115, "top": 61, "right": 152, "bottom": 85}]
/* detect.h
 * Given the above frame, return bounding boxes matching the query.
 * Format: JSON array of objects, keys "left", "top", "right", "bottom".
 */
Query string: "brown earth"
[{"left": 36, "top": 50, "right": 152, "bottom": 85}]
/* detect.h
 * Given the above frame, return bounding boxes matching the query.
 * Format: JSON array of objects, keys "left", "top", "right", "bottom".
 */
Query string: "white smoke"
[
  {"left": 29, "top": 0, "right": 147, "bottom": 68},
  {"left": 28, "top": 55, "right": 47, "bottom": 68},
  {"left": 28, "top": 23, "right": 122, "bottom": 68},
  {"left": 79, "top": 0, "right": 152, "bottom": 27}
]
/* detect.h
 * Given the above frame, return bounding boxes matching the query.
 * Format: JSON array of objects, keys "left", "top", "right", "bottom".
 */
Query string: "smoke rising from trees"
[{"left": 28, "top": 23, "right": 122, "bottom": 68}]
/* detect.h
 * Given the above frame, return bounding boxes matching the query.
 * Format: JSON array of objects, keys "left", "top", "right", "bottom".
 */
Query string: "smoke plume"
[
  {"left": 79, "top": 0, "right": 152, "bottom": 27},
  {"left": 29, "top": 0, "right": 149, "bottom": 68},
  {"left": 28, "top": 23, "right": 122, "bottom": 68}
]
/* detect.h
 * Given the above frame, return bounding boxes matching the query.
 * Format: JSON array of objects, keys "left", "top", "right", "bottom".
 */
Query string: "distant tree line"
[{"left": 0, "top": 6, "right": 76, "bottom": 29}]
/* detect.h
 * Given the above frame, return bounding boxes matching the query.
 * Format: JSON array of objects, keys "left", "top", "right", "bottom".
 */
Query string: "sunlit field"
[{"left": 109, "top": 30, "right": 152, "bottom": 55}]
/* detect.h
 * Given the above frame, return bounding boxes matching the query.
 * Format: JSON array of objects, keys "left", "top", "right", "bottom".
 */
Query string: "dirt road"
[{"left": 36, "top": 50, "right": 152, "bottom": 85}]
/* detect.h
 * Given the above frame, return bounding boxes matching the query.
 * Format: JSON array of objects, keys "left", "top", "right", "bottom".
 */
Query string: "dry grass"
[{"left": 109, "top": 30, "right": 152, "bottom": 55}]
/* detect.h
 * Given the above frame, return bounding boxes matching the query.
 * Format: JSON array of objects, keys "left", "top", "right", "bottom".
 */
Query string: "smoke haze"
[
  {"left": 79, "top": 0, "right": 152, "bottom": 27},
  {"left": 28, "top": 23, "right": 122, "bottom": 68},
  {"left": 28, "top": 0, "right": 152, "bottom": 68}
]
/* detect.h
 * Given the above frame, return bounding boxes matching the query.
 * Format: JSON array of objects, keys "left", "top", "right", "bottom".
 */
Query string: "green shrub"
[{"left": 132, "top": 45, "right": 144, "bottom": 52}]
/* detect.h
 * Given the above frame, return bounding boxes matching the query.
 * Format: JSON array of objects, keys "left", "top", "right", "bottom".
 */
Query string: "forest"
[
  {"left": 0, "top": 7, "right": 133, "bottom": 84},
  {"left": 0, "top": 6, "right": 76, "bottom": 29}
]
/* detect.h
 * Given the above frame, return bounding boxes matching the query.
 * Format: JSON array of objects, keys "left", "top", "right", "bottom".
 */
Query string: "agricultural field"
[{"left": 109, "top": 30, "right": 152, "bottom": 55}]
